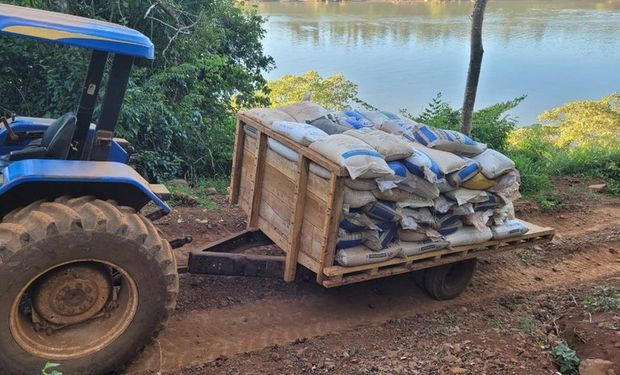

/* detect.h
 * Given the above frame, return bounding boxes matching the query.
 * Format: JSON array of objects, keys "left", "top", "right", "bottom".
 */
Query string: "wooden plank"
[
  {"left": 149, "top": 184, "right": 170, "bottom": 200},
  {"left": 248, "top": 131, "right": 268, "bottom": 227},
  {"left": 315, "top": 175, "right": 345, "bottom": 283},
  {"left": 229, "top": 118, "right": 246, "bottom": 204},
  {"left": 284, "top": 155, "right": 310, "bottom": 282},
  {"left": 237, "top": 113, "right": 348, "bottom": 176},
  {"left": 322, "top": 232, "right": 555, "bottom": 288},
  {"left": 322, "top": 223, "right": 554, "bottom": 278}
]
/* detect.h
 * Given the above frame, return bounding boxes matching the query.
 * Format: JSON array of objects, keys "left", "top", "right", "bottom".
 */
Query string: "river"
[{"left": 257, "top": 0, "right": 620, "bottom": 124}]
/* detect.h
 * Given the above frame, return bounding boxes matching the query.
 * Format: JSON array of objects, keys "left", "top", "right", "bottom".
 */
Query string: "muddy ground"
[{"left": 124, "top": 179, "right": 620, "bottom": 375}]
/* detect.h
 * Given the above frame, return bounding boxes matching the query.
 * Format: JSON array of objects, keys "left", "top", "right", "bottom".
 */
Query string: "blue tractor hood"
[{"left": 0, "top": 4, "right": 154, "bottom": 59}]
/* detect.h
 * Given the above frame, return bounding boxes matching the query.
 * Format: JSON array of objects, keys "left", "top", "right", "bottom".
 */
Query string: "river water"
[{"left": 258, "top": 0, "right": 620, "bottom": 124}]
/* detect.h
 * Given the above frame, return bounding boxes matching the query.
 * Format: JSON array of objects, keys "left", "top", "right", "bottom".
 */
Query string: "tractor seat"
[{"left": 0, "top": 112, "right": 77, "bottom": 168}]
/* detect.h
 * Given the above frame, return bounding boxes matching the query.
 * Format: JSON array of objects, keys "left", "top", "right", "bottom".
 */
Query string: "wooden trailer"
[{"left": 188, "top": 113, "right": 554, "bottom": 298}]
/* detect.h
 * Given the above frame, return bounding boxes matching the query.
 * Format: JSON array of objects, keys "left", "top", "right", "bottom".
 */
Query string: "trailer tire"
[
  {"left": 0, "top": 196, "right": 178, "bottom": 375},
  {"left": 423, "top": 259, "right": 476, "bottom": 300}
]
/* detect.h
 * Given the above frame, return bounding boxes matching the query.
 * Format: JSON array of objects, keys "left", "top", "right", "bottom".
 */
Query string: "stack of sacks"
[{"left": 239, "top": 102, "right": 529, "bottom": 268}]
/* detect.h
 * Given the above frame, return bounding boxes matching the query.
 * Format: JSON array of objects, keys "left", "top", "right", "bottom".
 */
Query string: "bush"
[
  {"left": 266, "top": 71, "right": 359, "bottom": 111},
  {"left": 1, "top": 0, "right": 274, "bottom": 182},
  {"left": 552, "top": 343, "right": 580, "bottom": 375}
]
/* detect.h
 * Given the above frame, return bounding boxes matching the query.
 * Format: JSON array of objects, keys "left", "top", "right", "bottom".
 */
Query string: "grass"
[
  {"left": 517, "top": 250, "right": 533, "bottom": 262},
  {"left": 582, "top": 285, "right": 620, "bottom": 312},
  {"left": 487, "top": 316, "right": 503, "bottom": 329},
  {"left": 517, "top": 314, "right": 537, "bottom": 336}
]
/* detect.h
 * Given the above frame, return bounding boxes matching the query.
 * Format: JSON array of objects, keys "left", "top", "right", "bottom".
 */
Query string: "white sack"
[
  {"left": 375, "top": 118, "right": 421, "bottom": 142},
  {"left": 267, "top": 139, "right": 331, "bottom": 178},
  {"left": 344, "top": 128, "right": 413, "bottom": 161},
  {"left": 241, "top": 108, "right": 296, "bottom": 125},
  {"left": 400, "top": 239, "right": 450, "bottom": 257},
  {"left": 271, "top": 121, "right": 328, "bottom": 146},
  {"left": 445, "top": 188, "right": 489, "bottom": 206},
  {"left": 492, "top": 220, "right": 529, "bottom": 240},
  {"left": 309, "top": 134, "right": 394, "bottom": 179},
  {"left": 414, "top": 144, "right": 468, "bottom": 175},
  {"left": 344, "top": 186, "right": 376, "bottom": 208},
  {"left": 472, "top": 149, "right": 516, "bottom": 179},
  {"left": 445, "top": 226, "right": 493, "bottom": 247},
  {"left": 335, "top": 244, "right": 400, "bottom": 267},
  {"left": 413, "top": 125, "right": 487, "bottom": 155},
  {"left": 345, "top": 178, "right": 377, "bottom": 191},
  {"left": 278, "top": 102, "right": 330, "bottom": 123}
]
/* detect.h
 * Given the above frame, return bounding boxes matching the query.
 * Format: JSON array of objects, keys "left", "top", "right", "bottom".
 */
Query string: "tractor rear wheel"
[{"left": 0, "top": 197, "right": 178, "bottom": 374}]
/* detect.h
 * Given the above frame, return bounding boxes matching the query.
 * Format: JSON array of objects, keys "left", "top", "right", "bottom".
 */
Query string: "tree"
[
  {"left": 538, "top": 94, "right": 620, "bottom": 148},
  {"left": 266, "top": 71, "right": 359, "bottom": 111},
  {"left": 0, "top": 0, "right": 274, "bottom": 181},
  {"left": 461, "top": 0, "right": 488, "bottom": 136}
]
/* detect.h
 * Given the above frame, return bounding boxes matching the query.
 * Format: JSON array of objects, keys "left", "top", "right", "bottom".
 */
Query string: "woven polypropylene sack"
[
  {"left": 447, "top": 159, "right": 481, "bottom": 186},
  {"left": 471, "top": 149, "right": 516, "bottom": 179},
  {"left": 241, "top": 108, "right": 296, "bottom": 125},
  {"left": 491, "top": 220, "right": 529, "bottom": 240},
  {"left": 271, "top": 121, "right": 328, "bottom": 146},
  {"left": 336, "top": 230, "right": 364, "bottom": 249},
  {"left": 399, "top": 239, "right": 450, "bottom": 257},
  {"left": 444, "top": 226, "right": 493, "bottom": 247},
  {"left": 344, "top": 128, "right": 413, "bottom": 161},
  {"left": 309, "top": 134, "right": 394, "bottom": 179},
  {"left": 344, "top": 186, "right": 376, "bottom": 208},
  {"left": 307, "top": 115, "right": 352, "bottom": 135},
  {"left": 414, "top": 144, "right": 469, "bottom": 175},
  {"left": 278, "top": 102, "right": 330, "bottom": 123},
  {"left": 345, "top": 178, "right": 377, "bottom": 191},
  {"left": 413, "top": 125, "right": 487, "bottom": 155},
  {"left": 335, "top": 244, "right": 400, "bottom": 267},
  {"left": 462, "top": 171, "right": 496, "bottom": 190}
]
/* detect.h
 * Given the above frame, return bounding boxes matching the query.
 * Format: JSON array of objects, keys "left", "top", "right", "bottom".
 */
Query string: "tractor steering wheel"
[{"left": 1, "top": 115, "right": 19, "bottom": 144}]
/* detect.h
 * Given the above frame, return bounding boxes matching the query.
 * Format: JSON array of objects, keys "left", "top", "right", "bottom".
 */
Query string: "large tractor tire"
[{"left": 0, "top": 196, "right": 178, "bottom": 374}]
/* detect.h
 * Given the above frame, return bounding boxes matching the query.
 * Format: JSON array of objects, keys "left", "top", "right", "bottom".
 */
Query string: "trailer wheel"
[
  {"left": 0, "top": 197, "right": 178, "bottom": 374},
  {"left": 423, "top": 259, "right": 476, "bottom": 300}
]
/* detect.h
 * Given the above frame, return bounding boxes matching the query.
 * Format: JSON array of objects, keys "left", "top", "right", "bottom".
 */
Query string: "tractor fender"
[{"left": 0, "top": 159, "right": 170, "bottom": 218}]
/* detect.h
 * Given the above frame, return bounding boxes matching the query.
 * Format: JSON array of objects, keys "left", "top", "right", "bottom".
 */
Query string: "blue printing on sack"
[
  {"left": 343, "top": 118, "right": 366, "bottom": 129},
  {"left": 344, "top": 110, "right": 364, "bottom": 120},
  {"left": 419, "top": 126, "right": 438, "bottom": 143},
  {"left": 457, "top": 162, "right": 480, "bottom": 180},
  {"left": 441, "top": 129, "right": 455, "bottom": 142},
  {"left": 378, "top": 225, "right": 398, "bottom": 248},
  {"left": 341, "top": 150, "right": 382, "bottom": 159},
  {"left": 438, "top": 226, "right": 460, "bottom": 236},
  {"left": 366, "top": 201, "right": 397, "bottom": 221},
  {"left": 387, "top": 161, "right": 407, "bottom": 177},
  {"left": 340, "top": 218, "right": 366, "bottom": 232}
]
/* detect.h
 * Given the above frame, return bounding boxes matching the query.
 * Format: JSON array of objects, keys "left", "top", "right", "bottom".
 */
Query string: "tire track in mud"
[{"left": 127, "top": 211, "right": 620, "bottom": 374}]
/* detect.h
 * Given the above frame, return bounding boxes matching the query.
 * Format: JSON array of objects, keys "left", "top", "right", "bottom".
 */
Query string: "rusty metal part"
[{"left": 31, "top": 264, "right": 111, "bottom": 326}]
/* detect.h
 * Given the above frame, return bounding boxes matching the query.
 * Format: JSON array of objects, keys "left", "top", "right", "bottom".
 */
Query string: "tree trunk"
[{"left": 461, "top": 0, "right": 488, "bottom": 136}]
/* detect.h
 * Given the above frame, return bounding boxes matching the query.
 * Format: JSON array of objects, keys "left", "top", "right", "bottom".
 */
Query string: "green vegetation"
[
  {"left": 42, "top": 362, "right": 62, "bottom": 375},
  {"left": 517, "top": 314, "right": 537, "bottom": 336},
  {"left": 410, "top": 93, "right": 620, "bottom": 202},
  {"left": 517, "top": 249, "right": 533, "bottom": 262},
  {"left": 1, "top": 0, "right": 273, "bottom": 182},
  {"left": 582, "top": 285, "right": 620, "bottom": 312},
  {"left": 266, "top": 71, "right": 359, "bottom": 111},
  {"left": 552, "top": 343, "right": 580, "bottom": 375}
]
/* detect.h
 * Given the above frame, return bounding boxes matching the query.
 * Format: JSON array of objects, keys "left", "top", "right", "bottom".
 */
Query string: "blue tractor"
[{"left": 0, "top": 5, "right": 180, "bottom": 373}]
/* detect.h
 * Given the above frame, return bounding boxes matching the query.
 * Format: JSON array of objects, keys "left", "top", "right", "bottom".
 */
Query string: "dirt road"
[{"left": 125, "top": 186, "right": 620, "bottom": 374}]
